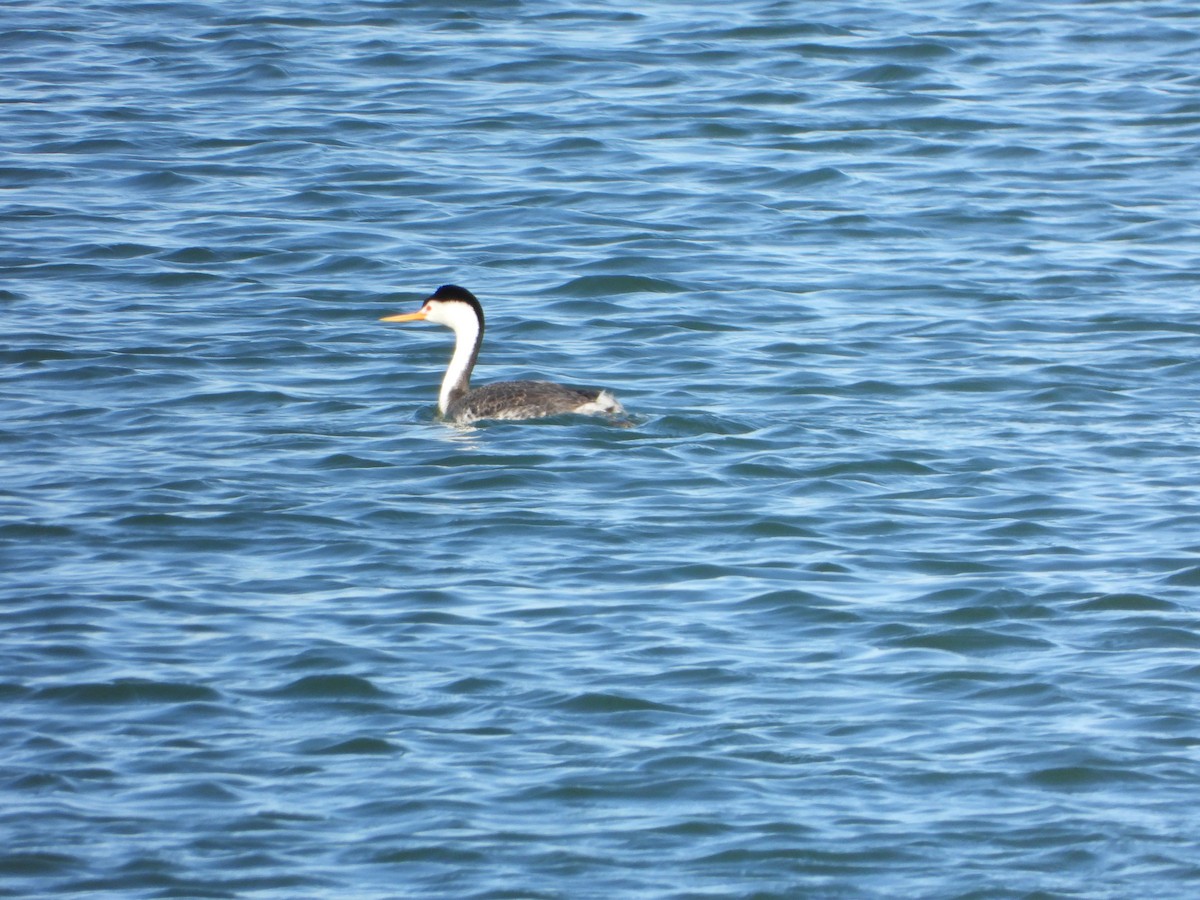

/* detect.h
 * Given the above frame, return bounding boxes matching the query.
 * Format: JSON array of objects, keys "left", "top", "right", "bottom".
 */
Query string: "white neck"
[{"left": 433, "top": 302, "right": 483, "bottom": 415}]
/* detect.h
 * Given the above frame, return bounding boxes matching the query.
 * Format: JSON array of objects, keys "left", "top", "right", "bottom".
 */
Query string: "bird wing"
[{"left": 453, "top": 380, "right": 601, "bottom": 422}]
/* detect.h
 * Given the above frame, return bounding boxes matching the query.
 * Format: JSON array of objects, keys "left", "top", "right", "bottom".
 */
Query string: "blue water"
[{"left": 4, "top": 1, "right": 1200, "bottom": 897}]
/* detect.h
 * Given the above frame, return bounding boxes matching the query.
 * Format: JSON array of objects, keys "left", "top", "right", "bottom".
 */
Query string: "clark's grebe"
[{"left": 380, "top": 284, "right": 624, "bottom": 425}]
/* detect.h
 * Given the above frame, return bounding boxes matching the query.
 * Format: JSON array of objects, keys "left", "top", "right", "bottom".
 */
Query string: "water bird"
[{"left": 380, "top": 284, "right": 624, "bottom": 424}]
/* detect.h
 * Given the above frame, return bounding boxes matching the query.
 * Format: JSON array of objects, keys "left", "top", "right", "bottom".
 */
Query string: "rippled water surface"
[{"left": 4, "top": 1, "right": 1200, "bottom": 897}]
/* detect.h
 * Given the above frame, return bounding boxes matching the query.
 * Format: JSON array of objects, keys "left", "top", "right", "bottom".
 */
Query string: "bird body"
[{"left": 381, "top": 285, "right": 623, "bottom": 425}]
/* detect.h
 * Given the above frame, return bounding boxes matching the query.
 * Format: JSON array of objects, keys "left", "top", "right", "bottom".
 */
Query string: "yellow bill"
[{"left": 380, "top": 309, "right": 428, "bottom": 323}]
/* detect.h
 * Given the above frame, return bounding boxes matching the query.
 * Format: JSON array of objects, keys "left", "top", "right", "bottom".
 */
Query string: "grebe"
[{"left": 380, "top": 284, "right": 624, "bottom": 424}]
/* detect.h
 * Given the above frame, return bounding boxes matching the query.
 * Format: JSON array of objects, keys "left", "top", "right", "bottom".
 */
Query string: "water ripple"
[{"left": 3, "top": 0, "right": 1200, "bottom": 897}]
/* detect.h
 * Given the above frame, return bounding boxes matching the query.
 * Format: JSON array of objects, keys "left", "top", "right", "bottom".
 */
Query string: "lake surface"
[{"left": 3, "top": 1, "right": 1200, "bottom": 897}]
